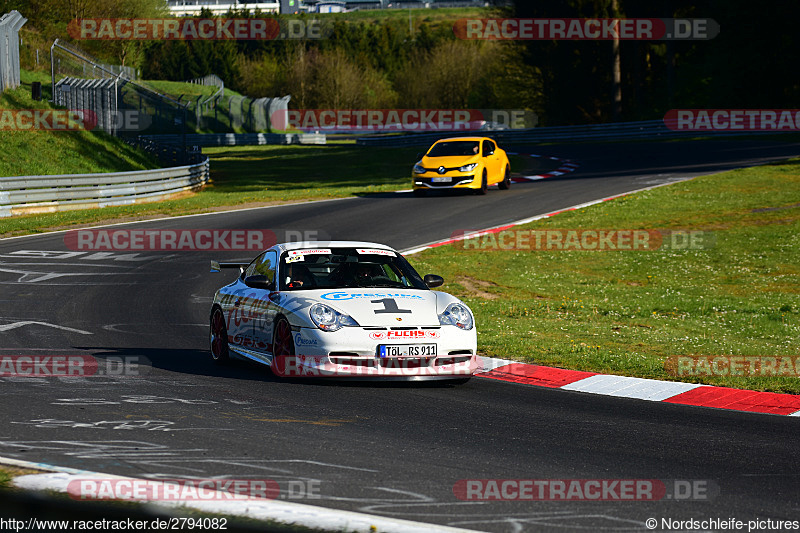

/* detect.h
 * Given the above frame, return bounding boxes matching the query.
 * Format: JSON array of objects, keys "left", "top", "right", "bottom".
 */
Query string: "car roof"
[
  {"left": 272, "top": 241, "right": 397, "bottom": 254},
  {"left": 432, "top": 137, "right": 492, "bottom": 143}
]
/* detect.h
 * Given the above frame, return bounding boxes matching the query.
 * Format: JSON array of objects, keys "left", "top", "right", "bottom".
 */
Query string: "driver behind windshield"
[{"left": 279, "top": 248, "right": 427, "bottom": 291}]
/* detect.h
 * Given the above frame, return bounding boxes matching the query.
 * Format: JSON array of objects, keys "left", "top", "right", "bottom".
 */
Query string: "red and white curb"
[
  {"left": 401, "top": 181, "right": 800, "bottom": 418},
  {"left": 0, "top": 457, "right": 477, "bottom": 533},
  {"left": 475, "top": 357, "right": 800, "bottom": 416},
  {"left": 506, "top": 152, "right": 580, "bottom": 183}
]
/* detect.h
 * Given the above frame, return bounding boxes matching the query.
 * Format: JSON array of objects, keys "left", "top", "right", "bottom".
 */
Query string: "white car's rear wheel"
[{"left": 210, "top": 308, "right": 230, "bottom": 364}]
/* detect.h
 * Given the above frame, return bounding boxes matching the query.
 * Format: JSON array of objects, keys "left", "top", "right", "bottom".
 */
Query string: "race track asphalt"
[{"left": 1, "top": 138, "right": 798, "bottom": 532}]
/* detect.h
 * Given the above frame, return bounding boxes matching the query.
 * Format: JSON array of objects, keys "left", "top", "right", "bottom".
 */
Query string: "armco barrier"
[
  {"left": 354, "top": 119, "right": 784, "bottom": 147},
  {"left": 0, "top": 158, "right": 209, "bottom": 217},
  {"left": 140, "top": 132, "right": 326, "bottom": 147}
]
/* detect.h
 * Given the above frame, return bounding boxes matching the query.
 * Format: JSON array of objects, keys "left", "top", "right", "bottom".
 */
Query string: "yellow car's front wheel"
[{"left": 475, "top": 171, "right": 488, "bottom": 195}]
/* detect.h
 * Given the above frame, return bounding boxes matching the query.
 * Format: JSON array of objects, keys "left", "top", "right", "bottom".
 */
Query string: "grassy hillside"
[
  {"left": 0, "top": 70, "right": 159, "bottom": 177},
  {"left": 140, "top": 79, "right": 243, "bottom": 101}
]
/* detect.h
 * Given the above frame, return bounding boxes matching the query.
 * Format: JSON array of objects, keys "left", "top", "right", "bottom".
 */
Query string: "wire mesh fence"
[
  {"left": 0, "top": 10, "right": 27, "bottom": 92},
  {"left": 50, "top": 39, "right": 290, "bottom": 137}
]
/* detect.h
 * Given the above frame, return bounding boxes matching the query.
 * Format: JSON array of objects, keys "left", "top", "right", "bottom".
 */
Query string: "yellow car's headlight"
[
  {"left": 459, "top": 163, "right": 478, "bottom": 172},
  {"left": 413, "top": 163, "right": 426, "bottom": 174}
]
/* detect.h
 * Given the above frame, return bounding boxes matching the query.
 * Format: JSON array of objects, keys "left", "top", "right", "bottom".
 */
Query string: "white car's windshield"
[{"left": 279, "top": 247, "right": 428, "bottom": 291}]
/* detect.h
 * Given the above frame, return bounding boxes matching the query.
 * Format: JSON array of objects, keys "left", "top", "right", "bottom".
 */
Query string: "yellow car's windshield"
[{"left": 427, "top": 141, "right": 480, "bottom": 157}]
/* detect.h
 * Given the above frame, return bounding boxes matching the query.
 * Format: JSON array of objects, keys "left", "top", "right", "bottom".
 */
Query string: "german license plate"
[
  {"left": 379, "top": 344, "right": 437, "bottom": 357},
  {"left": 431, "top": 176, "right": 450, "bottom": 183}
]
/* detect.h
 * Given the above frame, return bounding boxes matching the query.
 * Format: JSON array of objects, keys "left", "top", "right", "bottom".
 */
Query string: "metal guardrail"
[
  {"left": 0, "top": 10, "right": 27, "bottom": 92},
  {"left": 355, "top": 119, "right": 786, "bottom": 147},
  {"left": 0, "top": 158, "right": 210, "bottom": 218},
  {"left": 140, "top": 132, "right": 327, "bottom": 147}
]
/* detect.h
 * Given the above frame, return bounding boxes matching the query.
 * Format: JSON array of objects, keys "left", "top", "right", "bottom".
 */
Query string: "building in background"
[
  {"left": 167, "top": 0, "right": 493, "bottom": 15},
  {"left": 166, "top": 1, "right": 281, "bottom": 16}
]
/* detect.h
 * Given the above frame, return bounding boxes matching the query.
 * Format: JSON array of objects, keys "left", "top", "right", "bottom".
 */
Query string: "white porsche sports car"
[{"left": 209, "top": 241, "right": 478, "bottom": 380}]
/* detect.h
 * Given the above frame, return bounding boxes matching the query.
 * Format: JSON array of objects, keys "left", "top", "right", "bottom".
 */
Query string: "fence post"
[{"left": 0, "top": 11, "right": 27, "bottom": 93}]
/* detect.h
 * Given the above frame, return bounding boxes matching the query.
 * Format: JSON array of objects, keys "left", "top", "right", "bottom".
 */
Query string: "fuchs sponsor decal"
[
  {"left": 369, "top": 330, "right": 440, "bottom": 340},
  {"left": 294, "top": 333, "right": 318, "bottom": 346},
  {"left": 321, "top": 292, "right": 424, "bottom": 301},
  {"left": 356, "top": 248, "right": 396, "bottom": 256}
]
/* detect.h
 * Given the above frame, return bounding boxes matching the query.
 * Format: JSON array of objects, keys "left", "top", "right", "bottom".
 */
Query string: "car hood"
[
  {"left": 285, "top": 288, "right": 441, "bottom": 327},
  {"left": 422, "top": 155, "right": 478, "bottom": 168}
]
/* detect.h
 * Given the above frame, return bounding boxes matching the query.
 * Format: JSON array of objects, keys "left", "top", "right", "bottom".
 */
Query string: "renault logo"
[{"left": 437, "top": 166, "right": 446, "bottom": 174}]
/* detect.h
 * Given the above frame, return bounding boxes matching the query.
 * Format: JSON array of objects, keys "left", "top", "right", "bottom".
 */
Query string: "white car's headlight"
[
  {"left": 309, "top": 303, "right": 359, "bottom": 332},
  {"left": 438, "top": 303, "right": 474, "bottom": 330},
  {"left": 459, "top": 163, "right": 478, "bottom": 172},
  {"left": 413, "top": 163, "right": 426, "bottom": 174}
]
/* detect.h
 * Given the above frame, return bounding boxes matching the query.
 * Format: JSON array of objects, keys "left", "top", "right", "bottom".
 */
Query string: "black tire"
[
  {"left": 209, "top": 307, "right": 230, "bottom": 365},
  {"left": 413, "top": 188, "right": 427, "bottom": 197},
  {"left": 272, "top": 317, "right": 295, "bottom": 357},
  {"left": 498, "top": 166, "right": 511, "bottom": 190},
  {"left": 475, "top": 172, "right": 488, "bottom": 195}
]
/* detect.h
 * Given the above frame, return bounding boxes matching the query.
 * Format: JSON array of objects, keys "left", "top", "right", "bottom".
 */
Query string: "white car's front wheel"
[{"left": 272, "top": 317, "right": 295, "bottom": 357}]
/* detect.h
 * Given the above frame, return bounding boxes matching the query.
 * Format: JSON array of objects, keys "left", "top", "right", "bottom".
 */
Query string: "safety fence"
[
  {"left": 355, "top": 119, "right": 787, "bottom": 147},
  {"left": 0, "top": 10, "right": 27, "bottom": 92},
  {"left": 140, "top": 132, "right": 326, "bottom": 147}
]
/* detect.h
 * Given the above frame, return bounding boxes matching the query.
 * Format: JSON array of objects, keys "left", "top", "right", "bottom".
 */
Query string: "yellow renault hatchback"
[{"left": 412, "top": 137, "right": 511, "bottom": 196}]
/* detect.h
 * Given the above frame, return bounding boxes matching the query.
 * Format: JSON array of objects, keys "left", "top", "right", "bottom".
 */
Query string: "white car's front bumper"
[{"left": 275, "top": 325, "right": 478, "bottom": 378}]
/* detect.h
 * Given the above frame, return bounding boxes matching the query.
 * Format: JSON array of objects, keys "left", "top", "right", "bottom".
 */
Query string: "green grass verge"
[
  {"left": 0, "top": 70, "right": 159, "bottom": 177},
  {"left": 139, "top": 80, "right": 243, "bottom": 101},
  {"left": 0, "top": 466, "right": 40, "bottom": 488},
  {"left": 407, "top": 159, "right": 800, "bottom": 393},
  {"left": 0, "top": 142, "right": 531, "bottom": 236}
]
